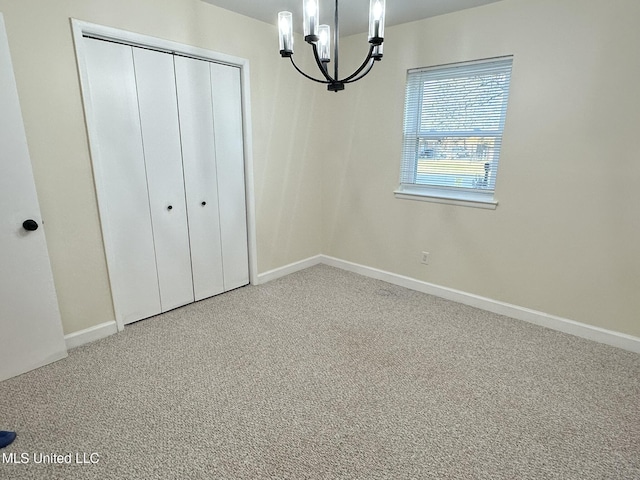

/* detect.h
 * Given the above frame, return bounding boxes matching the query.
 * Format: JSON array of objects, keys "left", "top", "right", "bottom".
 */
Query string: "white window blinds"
[{"left": 399, "top": 56, "right": 513, "bottom": 204}]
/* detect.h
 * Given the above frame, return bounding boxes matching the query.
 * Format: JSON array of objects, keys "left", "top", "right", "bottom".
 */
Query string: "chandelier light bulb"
[
  {"left": 279, "top": 16, "right": 289, "bottom": 34},
  {"left": 373, "top": 1, "right": 383, "bottom": 20}
]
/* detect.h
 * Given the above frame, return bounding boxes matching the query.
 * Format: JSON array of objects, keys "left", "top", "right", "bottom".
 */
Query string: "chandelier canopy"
[{"left": 278, "top": 0, "right": 386, "bottom": 92}]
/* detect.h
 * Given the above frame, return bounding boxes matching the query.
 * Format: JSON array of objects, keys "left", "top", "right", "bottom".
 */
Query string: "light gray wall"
[
  {"left": 319, "top": 0, "right": 640, "bottom": 337},
  {"left": 0, "top": 0, "right": 322, "bottom": 334}
]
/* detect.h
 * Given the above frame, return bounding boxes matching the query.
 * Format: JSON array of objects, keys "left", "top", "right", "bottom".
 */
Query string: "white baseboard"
[
  {"left": 256, "top": 255, "right": 324, "bottom": 285},
  {"left": 65, "top": 321, "right": 118, "bottom": 350},
  {"left": 64, "top": 255, "right": 325, "bottom": 347},
  {"left": 317, "top": 255, "right": 639, "bottom": 354},
  {"left": 62, "top": 256, "right": 639, "bottom": 354}
]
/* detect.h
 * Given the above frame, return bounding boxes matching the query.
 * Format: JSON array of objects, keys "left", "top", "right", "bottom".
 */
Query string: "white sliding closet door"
[
  {"left": 133, "top": 48, "right": 194, "bottom": 311},
  {"left": 83, "top": 38, "right": 161, "bottom": 324},
  {"left": 174, "top": 56, "right": 224, "bottom": 301},
  {"left": 210, "top": 63, "right": 249, "bottom": 291}
]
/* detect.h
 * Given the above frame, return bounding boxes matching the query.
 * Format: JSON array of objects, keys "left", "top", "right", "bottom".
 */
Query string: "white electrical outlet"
[{"left": 421, "top": 251, "right": 430, "bottom": 264}]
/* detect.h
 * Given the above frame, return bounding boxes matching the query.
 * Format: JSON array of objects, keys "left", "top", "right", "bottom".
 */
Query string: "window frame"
[{"left": 395, "top": 56, "right": 514, "bottom": 209}]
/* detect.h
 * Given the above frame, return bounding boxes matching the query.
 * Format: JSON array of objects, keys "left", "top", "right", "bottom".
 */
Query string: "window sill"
[{"left": 394, "top": 186, "right": 498, "bottom": 210}]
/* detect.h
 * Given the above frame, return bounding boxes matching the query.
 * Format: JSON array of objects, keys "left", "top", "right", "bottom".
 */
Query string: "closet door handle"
[{"left": 167, "top": 205, "right": 173, "bottom": 211}]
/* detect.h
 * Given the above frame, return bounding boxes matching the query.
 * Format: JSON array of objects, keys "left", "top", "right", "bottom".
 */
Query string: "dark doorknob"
[{"left": 23, "top": 219, "right": 39, "bottom": 231}]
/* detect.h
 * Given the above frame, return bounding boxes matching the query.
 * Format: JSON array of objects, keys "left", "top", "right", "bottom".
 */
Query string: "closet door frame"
[{"left": 72, "top": 19, "right": 258, "bottom": 332}]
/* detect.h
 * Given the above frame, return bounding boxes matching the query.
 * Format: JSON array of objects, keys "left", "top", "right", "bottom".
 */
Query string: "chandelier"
[{"left": 278, "top": 0, "right": 386, "bottom": 92}]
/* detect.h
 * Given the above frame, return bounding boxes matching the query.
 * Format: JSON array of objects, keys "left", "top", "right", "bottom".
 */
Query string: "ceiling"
[{"left": 200, "top": 0, "right": 503, "bottom": 37}]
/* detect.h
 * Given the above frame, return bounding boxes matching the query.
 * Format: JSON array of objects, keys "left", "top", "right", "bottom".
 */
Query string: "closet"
[{"left": 82, "top": 37, "right": 249, "bottom": 325}]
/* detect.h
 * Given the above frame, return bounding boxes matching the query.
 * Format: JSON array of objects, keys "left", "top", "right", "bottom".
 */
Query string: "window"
[{"left": 396, "top": 56, "right": 513, "bottom": 208}]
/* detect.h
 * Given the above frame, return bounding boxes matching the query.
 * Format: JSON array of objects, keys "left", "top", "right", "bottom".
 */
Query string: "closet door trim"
[{"left": 72, "top": 19, "right": 257, "bottom": 332}]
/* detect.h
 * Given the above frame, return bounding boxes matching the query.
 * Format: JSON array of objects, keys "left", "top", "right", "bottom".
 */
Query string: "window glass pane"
[{"left": 416, "top": 137, "right": 498, "bottom": 189}]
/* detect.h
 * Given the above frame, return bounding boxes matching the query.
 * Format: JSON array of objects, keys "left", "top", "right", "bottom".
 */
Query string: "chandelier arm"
[
  {"left": 311, "top": 43, "right": 336, "bottom": 83},
  {"left": 339, "top": 45, "right": 375, "bottom": 83},
  {"left": 289, "top": 56, "right": 330, "bottom": 84},
  {"left": 343, "top": 58, "right": 376, "bottom": 84}
]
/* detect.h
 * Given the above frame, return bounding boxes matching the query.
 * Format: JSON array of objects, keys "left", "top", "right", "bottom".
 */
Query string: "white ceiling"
[{"left": 201, "top": 0, "right": 503, "bottom": 37}]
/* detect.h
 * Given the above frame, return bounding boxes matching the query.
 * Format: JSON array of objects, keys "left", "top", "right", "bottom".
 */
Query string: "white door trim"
[{"left": 71, "top": 19, "right": 258, "bottom": 331}]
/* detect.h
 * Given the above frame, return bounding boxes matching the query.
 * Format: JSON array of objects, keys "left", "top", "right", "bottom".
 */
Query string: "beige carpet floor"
[{"left": 1, "top": 265, "right": 639, "bottom": 479}]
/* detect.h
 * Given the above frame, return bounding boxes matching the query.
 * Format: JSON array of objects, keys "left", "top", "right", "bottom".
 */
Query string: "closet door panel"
[
  {"left": 174, "top": 56, "right": 224, "bottom": 301},
  {"left": 83, "top": 38, "right": 161, "bottom": 324},
  {"left": 132, "top": 48, "right": 194, "bottom": 311},
  {"left": 210, "top": 63, "right": 249, "bottom": 291}
]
